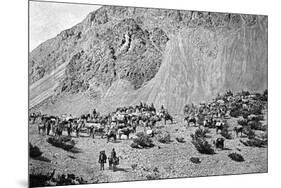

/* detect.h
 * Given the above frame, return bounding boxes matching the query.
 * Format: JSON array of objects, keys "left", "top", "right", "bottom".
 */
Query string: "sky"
[{"left": 29, "top": 1, "right": 101, "bottom": 51}]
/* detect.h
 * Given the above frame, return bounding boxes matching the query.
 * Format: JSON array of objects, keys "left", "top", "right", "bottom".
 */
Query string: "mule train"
[
  {"left": 30, "top": 89, "right": 267, "bottom": 143},
  {"left": 29, "top": 102, "right": 174, "bottom": 142}
]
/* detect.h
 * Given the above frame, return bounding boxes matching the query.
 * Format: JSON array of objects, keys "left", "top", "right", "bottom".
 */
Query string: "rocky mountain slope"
[{"left": 29, "top": 6, "right": 268, "bottom": 114}]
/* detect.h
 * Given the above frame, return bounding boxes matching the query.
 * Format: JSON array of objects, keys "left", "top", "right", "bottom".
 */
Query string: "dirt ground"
[{"left": 29, "top": 111, "right": 268, "bottom": 185}]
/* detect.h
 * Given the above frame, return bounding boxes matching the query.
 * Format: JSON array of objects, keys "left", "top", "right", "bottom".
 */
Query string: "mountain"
[{"left": 29, "top": 6, "right": 268, "bottom": 115}]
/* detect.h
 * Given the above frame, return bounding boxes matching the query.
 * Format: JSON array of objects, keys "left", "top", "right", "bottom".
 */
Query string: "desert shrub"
[
  {"left": 242, "top": 126, "right": 256, "bottom": 139},
  {"left": 248, "top": 114, "right": 264, "bottom": 122},
  {"left": 156, "top": 131, "right": 171, "bottom": 143},
  {"left": 192, "top": 128, "right": 210, "bottom": 139},
  {"left": 131, "top": 132, "right": 154, "bottom": 148},
  {"left": 146, "top": 167, "right": 160, "bottom": 180},
  {"left": 190, "top": 157, "right": 201, "bottom": 164},
  {"left": 237, "top": 119, "right": 248, "bottom": 126},
  {"left": 240, "top": 138, "right": 267, "bottom": 148},
  {"left": 54, "top": 173, "right": 87, "bottom": 185},
  {"left": 146, "top": 173, "right": 160, "bottom": 180},
  {"left": 248, "top": 120, "right": 266, "bottom": 131},
  {"left": 175, "top": 137, "right": 185, "bottom": 143},
  {"left": 230, "top": 109, "right": 240, "bottom": 118},
  {"left": 131, "top": 164, "right": 138, "bottom": 170},
  {"left": 248, "top": 104, "right": 263, "bottom": 115},
  {"left": 29, "top": 143, "right": 43, "bottom": 158},
  {"left": 241, "top": 110, "right": 250, "bottom": 119},
  {"left": 190, "top": 128, "right": 214, "bottom": 154},
  {"left": 191, "top": 136, "right": 215, "bottom": 154},
  {"left": 47, "top": 136, "right": 75, "bottom": 151},
  {"left": 228, "top": 153, "right": 245, "bottom": 162}
]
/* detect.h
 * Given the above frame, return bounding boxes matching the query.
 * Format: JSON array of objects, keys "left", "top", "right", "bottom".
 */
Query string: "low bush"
[
  {"left": 248, "top": 120, "right": 266, "bottom": 131},
  {"left": 191, "top": 136, "right": 215, "bottom": 154},
  {"left": 46, "top": 136, "right": 75, "bottom": 151},
  {"left": 29, "top": 143, "right": 43, "bottom": 158},
  {"left": 240, "top": 138, "right": 267, "bottom": 148},
  {"left": 191, "top": 128, "right": 214, "bottom": 154},
  {"left": 228, "top": 153, "right": 245, "bottom": 162},
  {"left": 242, "top": 126, "right": 256, "bottom": 139},
  {"left": 241, "top": 110, "right": 250, "bottom": 119},
  {"left": 248, "top": 114, "right": 264, "bottom": 122},
  {"left": 237, "top": 119, "right": 248, "bottom": 127},
  {"left": 156, "top": 131, "right": 171, "bottom": 143},
  {"left": 192, "top": 128, "right": 210, "bottom": 139},
  {"left": 190, "top": 157, "right": 201, "bottom": 164},
  {"left": 248, "top": 104, "right": 263, "bottom": 115},
  {"left": 175, "top": 137, "right": 185, "bottom": 143},
  {"left": 131, "top": 132, "right": 154, "bottom": 148},
  {"left": 230, "top": 109, "right": 240, "bottom": 118}
]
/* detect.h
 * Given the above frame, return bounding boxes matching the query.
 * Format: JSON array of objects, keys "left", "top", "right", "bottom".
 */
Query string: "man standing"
[{"left": 98, "top": 151, "right": 107, "bottom": 170}]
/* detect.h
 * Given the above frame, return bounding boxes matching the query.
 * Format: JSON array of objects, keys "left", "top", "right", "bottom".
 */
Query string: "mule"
[{"left": 108, "top": 156, "right": 119, "bottom": 171}]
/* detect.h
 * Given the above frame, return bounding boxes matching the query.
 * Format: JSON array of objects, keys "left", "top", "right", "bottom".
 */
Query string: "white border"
[{"left": 1, "top": 0, "right": 280, "bottom": 188}]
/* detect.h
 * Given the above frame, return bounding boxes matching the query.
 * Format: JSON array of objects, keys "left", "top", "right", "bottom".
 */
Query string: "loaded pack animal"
[
  {"left": 105, "top": 126, "right": 118, "bottom": 143},
  {"left": 29, "top": 112, "right": 41, "bottom": 124},
  {"left": 38, "top": 116, "right": 47, "bottom": 135},
  {"left": 108, "top": 149, "right": 119, "bottom": 171},
  {"left": 184, "top": 115, "right": 197, "bottom": 127},
  {"left": 84, "top": 120, "right": 104, "bottom": 138},
  {"left": 215, "top": 120, "right": 224, "bottom": 134},
  {"left": 117, "top": 127, "right": 135, "bottom": 139},
  {"left": 160, "top": 110, "right": 173, "bottom": 125},
  {"left": 213, "top": 137, "right": 225, "bottom": 149},
  {"left": 234, "top": 125, "right": 243, "bottom": 137}
]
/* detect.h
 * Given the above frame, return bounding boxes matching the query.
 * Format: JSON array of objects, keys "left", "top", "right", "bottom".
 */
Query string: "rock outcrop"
[{"left": 29, "top": 6, "right": 267, "bottom": 114}]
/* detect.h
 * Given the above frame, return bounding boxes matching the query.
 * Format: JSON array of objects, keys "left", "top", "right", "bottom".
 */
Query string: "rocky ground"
[{"left": 29, "top": 111, "right": 267, "bottom": 186}]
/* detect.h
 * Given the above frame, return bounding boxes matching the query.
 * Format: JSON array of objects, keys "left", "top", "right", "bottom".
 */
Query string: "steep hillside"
[{"left": 29, "top": 6, "right": 267, "bottom": 114}]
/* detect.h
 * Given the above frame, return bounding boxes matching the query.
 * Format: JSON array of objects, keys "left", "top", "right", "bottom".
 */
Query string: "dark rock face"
[{"left": 29, "top": 5, "right": 267, "bottom": 114}]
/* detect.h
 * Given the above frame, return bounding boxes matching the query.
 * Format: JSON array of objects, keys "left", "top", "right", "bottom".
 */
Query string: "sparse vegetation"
[
  {"left": 191, "top": 129, "right": 215, "bottom": 155},
  {"left": 228, "top": 153, "right": 245, "bottom": 162},
  {"left": 29, "top": 143, "right": 43, "bottom": 158},
  {"left": 192, "top": 128, "right": 210, "bottom": 139},
  {"left": 240, "top": 138, "right": 267, "bottom": 148},
  {"left": 131, "top": 132, "right": 154, "bottom": 148},
  {"left": 248, "top": 120, "right": 266, "bottom": 131},
  {"left": 242, "top": 126, "right": 256, "bottom": 139},
  {"left": 237, "top": 119, "right": 248, "bottom": 126},
  {"left": 156, "top": 131, "right": 171, "bottom": 143},
  {"left": 46, "top": 136, "right": 75, "bottom": 151},
  {"left": 230, "top": 108, "right": 240, "bottom": 118},
  {"left": 190, "top": 157, "right": 201, "bottom": 164},
  {"left": 175, "top": 137, "right": 185, "bottom": 143}
]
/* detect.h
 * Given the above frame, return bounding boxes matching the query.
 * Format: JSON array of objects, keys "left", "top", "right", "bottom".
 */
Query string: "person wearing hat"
[{"left": 98, "top": 150, "right": 107, "bottom": 170}]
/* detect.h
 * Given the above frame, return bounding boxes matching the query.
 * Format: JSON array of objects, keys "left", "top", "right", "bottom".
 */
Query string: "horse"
[
  {"left": 84, "top": 121, "right": 100, "bottom": 138},
  {"left": 117, "top": 127, "right": 134, "bottom": 139},
  {"left": 105, "top": 128, "right": 118, "bottom": 143},
  {"left": 38, "top": 116, "right": 49, "bottom": 135},
  {"left": 234, "top": 125, "right": 243, "bottom": 137},
  {"left": 160, "top": 111, "right": 173, "bottom": 125},
  {"left": 213, "top": 137, "right": 225, "bottom": 149},
  {"left": 184, "top": 116, "right": 196, "bottom": 127},
  {"left": 108, "top": 156, "right": 119, "bottom": 171},
  {"left": 38, "top": 123, "right": 46, "bottom": 135}
]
